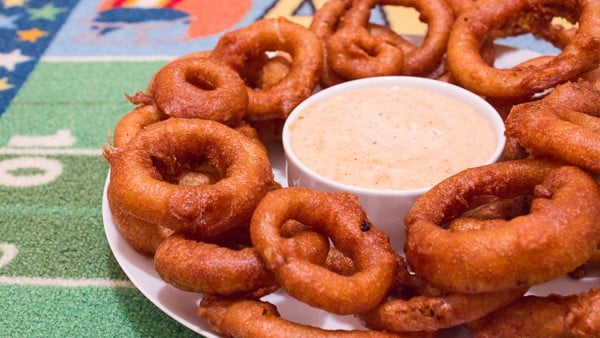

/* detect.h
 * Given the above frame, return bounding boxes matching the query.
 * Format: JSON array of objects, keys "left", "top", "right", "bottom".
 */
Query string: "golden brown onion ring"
[
  {"left": 447, "top": 0, "right": 600, "bottom": 99},
  {"left": 310, "top": 0, "right": 453, "bottom": 84},
  {"left": 505, "top": 81, "right": 600, "bottom": 173},
  {"left": 154, "top": 221, "right": 330, "bottom": 298},
  {"left": 105, "top": 118, "right": 275, "bottom": 238},
  {"left": 360, "top": 256, "right": 526, "bottom": 333},
  {"left": 326, "top": 25, "right": 405, "bottom": 79},
  {"left": 327, "top": 0, "right": 454, "bottom": 78},
  {"left": 250, "top": 187, "right": 398, "bottom": 315},
  {"left": 239, "top": 51, "right": 292, "bottom": 143},
  {"left": 467, "top": 288, "right": 600, "bottom": 337},
  {"left": 210, "top": 18, "right": 323, "bottom": 121},
  {"left": 148, "top": 53, "right": 248, "bottom": 125},
  {"left": 309, "top": 0, "right": 354, "bottom": 88},
  {"left": 197, "top": 295, "right": 433, "bottom": 338},
  {"left": 405, "top": 159, "right": 600, "bottom": 293}
]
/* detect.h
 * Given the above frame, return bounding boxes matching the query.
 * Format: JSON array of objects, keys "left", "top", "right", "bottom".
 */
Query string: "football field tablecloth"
[{"left": 0, "top": 0, "right": 557, "bottom": 337}]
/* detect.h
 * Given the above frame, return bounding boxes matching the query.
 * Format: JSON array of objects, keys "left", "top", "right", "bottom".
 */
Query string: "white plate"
[{"left": 102, "top": 46, "right": 600, "bottom": 337}]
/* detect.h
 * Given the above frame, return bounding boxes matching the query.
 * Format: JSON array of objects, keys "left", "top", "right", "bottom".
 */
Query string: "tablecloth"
[{"left": 0, "top": 1, "right": 560, "bottom": 337}]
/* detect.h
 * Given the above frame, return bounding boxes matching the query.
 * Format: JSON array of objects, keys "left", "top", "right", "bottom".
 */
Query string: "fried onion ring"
[
  {"left": 326, "top": 0, "right": 454, "bottom": 78},
  {"left": 326, "top": 23, "right": 405, "bottom": 79},
  {"left": 250, "top": 187, "right": 398, "bottom": 315},
  {"left": 359, "top": 256, "right": 526, "bottom": 333},
  {"left": 404, "top": 159, "right": 600, "bottom": 293},
  {"left": 447, "top": 0, "right": 600, "bottom": 99},
  {"left": 467, "top": 288, "right": 600, "bottom": 337},
  {"left": 105, "top": 118, "right": 275, "bottom": 238},
  {"left": 309, "top": 0, "right": 355, "bottom": 87},
  {"left": 242, "top": 51, "right": 293, "bottom": 91},
  {"left": 197, "top": 295, "right": 432, "bottom": 338},
  {"left": 237, "top": 51, "right": 291, "bottom": 143},
  {"left": 210, "top": 18, "right": 323, "bottom": 121},
  {"left": 154, "top": 220, "right": 330, "bottom": 298},
  {"left": 505, "top": 81, "right": 600, "bottom": 173},
  {"left": 147, "top": 53, "right": 248, "bottom": 125}
]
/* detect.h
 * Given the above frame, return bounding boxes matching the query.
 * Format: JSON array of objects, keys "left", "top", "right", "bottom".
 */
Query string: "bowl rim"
[{"left": 282, "top": 75, "right": 507, "bottom": 197}]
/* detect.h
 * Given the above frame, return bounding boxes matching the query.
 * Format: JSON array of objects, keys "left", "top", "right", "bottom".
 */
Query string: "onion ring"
[
  {"left": 147, "top": 53, "right": 248, "bottom": 125},
  {"left": 154, "top": 220, "right": 330, "bottom": 298},
  {"left": 210, "top": 18, "right": 323, "bottom": 121},
  {"left": 404, "top": 159, "right": 600, "bottom": 293},
  {"left": 309, "top": 0, "right": 354, "bottom": 87},
  {"left": 467, "top": 288, "right": 600, "bottom": 337},
  {"left": 106, "top": 105, "right": 171, "bottom": 256},
  {"left": 105, "top": 118, "right": 275, "bottom": 238},
  {"left": 326, "top": 0, "right": 454, "bottom": 78},
  {"left": 359, "top": 255, "right": 526, "bottom": 333},
  {"left": 505, "top": 81, "right": 600, "bottom": 173},
  {"left": 242, "top": 51, "right": 293, "bottom": 91},
  {"left": 250, "top": 187, "right": 398, "bottom": 315},
  {"left": 447, "top": 0, "right": 600, "bottom": 99},
  {"left": 197, "top": 295, "right": 433, "bottom": 338},
  {"left": 326, "top": 24, "right": 405, "bottom": 79},
  {"left": 237, "top": 51, "right": 291, "bottom": 143}
]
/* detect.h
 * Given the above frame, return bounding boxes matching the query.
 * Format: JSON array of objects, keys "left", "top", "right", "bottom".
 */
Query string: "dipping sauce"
[{"left": 288, "top": 86, "right": 498, "bottom": 190}]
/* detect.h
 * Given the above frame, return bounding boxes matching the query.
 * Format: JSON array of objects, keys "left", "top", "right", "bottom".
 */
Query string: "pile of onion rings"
[
  {"left": 310, "top": 0, "right": 454, "bottom": 87},
  {"left": 102, "top": 2, "right": 600, "bottom": 336},
  {"left": 125, "top": 17, "right": 323, "bottom": 142}
]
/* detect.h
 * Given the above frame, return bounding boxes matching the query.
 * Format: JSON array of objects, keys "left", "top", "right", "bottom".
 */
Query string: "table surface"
[{"left": 0, "top": 1, "right": 561, "bottom": 337}]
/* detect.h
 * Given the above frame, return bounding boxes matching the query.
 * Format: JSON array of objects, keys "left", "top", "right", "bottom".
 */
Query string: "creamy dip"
[{"left": 288, "top": 86, "right": 497, "bottom": 190}]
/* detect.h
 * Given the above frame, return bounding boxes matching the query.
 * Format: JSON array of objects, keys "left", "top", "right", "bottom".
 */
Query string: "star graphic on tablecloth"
[
  {"left": 0, "top": 13, "right": 20, "bottom": 29},
  {"left": 0, "top": 49, "right": 32, "bottom": 71},
  {"left": 3, "top": 0, "right": 25, "bottom": 8},
  {"left": 0, "top": 77, "right": 14, "bottom": 91},
  {"left": 17, "top": 27, "right": 47, "bottom": 42},
  {"left": 27, "top": 3, "right": 67, "bottom": 21}
]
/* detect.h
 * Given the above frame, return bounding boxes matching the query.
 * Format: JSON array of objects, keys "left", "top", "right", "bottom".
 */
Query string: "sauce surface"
[{"left": 289, "top": 86, "right": 497, "bottom": 190}]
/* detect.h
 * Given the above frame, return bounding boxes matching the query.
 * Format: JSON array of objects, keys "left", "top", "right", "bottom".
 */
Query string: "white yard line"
[
  {"left": 0, "top": 148, "right": 102, "bottom": 156},
  {"left": 1, "top": 244, "right": 132, "bottom": 288},
  {"left": 0, "top": 275, "right": 134, "bottom": 288}
]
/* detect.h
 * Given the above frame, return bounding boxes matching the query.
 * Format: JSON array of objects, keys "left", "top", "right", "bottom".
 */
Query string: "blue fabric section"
[{"left": 0, "top": 0, "right": 77, "bottom": 116}]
